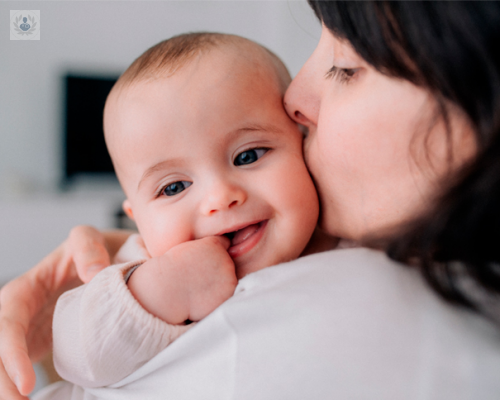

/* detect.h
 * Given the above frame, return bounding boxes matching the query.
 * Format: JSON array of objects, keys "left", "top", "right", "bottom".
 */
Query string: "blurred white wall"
[{"left": 0, "top": 1, "right": 320, "bottom": 280}]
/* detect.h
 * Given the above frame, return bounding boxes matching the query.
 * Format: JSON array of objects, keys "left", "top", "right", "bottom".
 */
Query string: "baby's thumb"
[
  {"left": 212, "top": 235, "right": 231, "bottom": 250},
  {"left": 69, "top": 226, "right": 111, "bottom": 283}
]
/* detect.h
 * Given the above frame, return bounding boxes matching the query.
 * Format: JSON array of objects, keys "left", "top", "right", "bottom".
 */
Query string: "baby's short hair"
[{"left": 115, "top": 32, "right": 291, "bottom": 92}]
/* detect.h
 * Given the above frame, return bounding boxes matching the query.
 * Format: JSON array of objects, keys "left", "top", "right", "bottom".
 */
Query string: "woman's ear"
[{"left": 122, "top": 200, "right": 135, "bottom": 221}]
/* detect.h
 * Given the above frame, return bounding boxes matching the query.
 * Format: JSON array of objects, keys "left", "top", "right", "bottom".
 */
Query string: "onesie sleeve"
[{"left": 52, "top": 258, "right": 194, "bottom": 388}]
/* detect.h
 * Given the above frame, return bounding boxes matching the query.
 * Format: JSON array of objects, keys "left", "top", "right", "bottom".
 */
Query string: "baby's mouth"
[
  {"left": 222, "top": 220, "right": 268, "bottom": 253},
  {"left": 224, "top": 222, "right": 261, "bottom": 246}
]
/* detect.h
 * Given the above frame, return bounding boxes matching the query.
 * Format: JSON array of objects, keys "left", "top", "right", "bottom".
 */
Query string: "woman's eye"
[
  {"left": 234, "top": 148, "right": 268, "bottom": 166},
  {"left": 162, "top": 181, "right": 192, "bottom": 196},
  {"left": 325, "top": 66, "right": 358, "bottom": 83}
]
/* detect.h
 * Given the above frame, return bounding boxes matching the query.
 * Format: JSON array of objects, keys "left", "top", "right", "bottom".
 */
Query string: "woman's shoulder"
[
  {"left": 235, "top": 248, "right": 494, "bottom": 326},
  {"left": 220, "top": 248, "right": 500, "bottom": 398},
  {"left": 233, "top": 247, "right": 500, "bottom": 364},
  {"left": 110, "top": 248, "right": 500, "bottom": 399},
  {"left": 236, "top": 247, "right": 419, "bottom": 298}
]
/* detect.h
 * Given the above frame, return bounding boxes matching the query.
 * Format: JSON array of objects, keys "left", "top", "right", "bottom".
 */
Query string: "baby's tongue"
[{"left": 231, "top": 223, "right": 260, "bottom": 246}]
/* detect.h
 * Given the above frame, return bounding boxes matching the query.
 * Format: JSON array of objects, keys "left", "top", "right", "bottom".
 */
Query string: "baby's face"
[{"left": 105, "top": 47, "right": 319, "bottom": 278}]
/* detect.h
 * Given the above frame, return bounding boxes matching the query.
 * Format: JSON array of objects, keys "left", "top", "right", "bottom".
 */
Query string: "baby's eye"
[
  {"left": 162, "top": 181, "right": 192, "bottom": 196},
  {"left": 234, "top": 148, "right": 268, "bottom": 166}
]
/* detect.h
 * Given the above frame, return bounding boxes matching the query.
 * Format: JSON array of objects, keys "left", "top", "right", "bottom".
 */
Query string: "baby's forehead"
[
  {"left": 105, "top": 38, "right": 291, "bottom": 186},
  {"left": 118, "top": 38, "right": 289, "bottom": 97},
  {"left": 109, "top": 47, "right": 286, "bottom": 119}
]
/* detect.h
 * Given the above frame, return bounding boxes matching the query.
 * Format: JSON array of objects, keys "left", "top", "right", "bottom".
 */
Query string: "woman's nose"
[
  {"left": 200, "top": 180, "right": 247, "bottom": 216},
  {"left": 284, "top": 54, "right": 321, "bottom": 129}
]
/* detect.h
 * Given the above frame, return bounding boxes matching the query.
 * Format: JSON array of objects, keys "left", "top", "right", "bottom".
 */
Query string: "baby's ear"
[{"left": 122, "top": 199, "right": 135, "bottom": 221}]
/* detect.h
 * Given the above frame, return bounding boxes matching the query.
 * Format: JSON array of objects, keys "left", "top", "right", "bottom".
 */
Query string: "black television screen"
[{"left": 64, "top": 74, "right": 119, "bottom": 184}]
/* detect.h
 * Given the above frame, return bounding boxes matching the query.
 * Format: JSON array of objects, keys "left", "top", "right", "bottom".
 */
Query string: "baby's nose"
[{"left": 200, "top": 181, "right": 247, "bottom": 216}]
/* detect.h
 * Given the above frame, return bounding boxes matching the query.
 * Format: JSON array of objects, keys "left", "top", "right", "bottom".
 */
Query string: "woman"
[{"left": 1, "top": 1, "right": 500, "bottom": 398}]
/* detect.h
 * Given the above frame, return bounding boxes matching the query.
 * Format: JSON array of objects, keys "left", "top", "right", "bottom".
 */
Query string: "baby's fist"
[
  {"left": 167, "top": 236, "right": 237, "bottom": 321},
  {"left": 128, "top": 236, "right": 237, "bottom": 324}
]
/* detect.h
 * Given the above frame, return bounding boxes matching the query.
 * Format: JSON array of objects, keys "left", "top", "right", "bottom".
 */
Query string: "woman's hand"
[{"left": 0, "top": 226, "right": 126, "bottom": 397}]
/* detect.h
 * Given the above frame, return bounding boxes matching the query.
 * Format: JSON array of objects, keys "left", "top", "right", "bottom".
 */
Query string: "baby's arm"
[
  {"left": 127, "top": 236, "right": 237, "bottom": 324},
  {"left": 52, "top": 235, "right": 236, "bottom": 388},
  {"left": 52, "top": 260, "right": 191, "bottom": 388}
]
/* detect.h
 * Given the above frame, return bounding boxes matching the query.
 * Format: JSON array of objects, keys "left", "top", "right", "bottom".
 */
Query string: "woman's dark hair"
[{"left": 308, "top": 1, "right": 500, "bottom": 311}]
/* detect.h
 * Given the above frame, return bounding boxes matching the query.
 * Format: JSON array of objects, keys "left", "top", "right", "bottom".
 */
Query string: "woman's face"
[{"left": 285, "top": 25, "right": 475, "bottom": 241}]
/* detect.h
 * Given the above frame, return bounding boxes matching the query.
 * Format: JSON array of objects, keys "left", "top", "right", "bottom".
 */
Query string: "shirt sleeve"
[
  {"left": 112, "top": 233, "right": 150, "bottom": 264},
  {"left": 52, "top": 260, "right": 194, "bottom": 388}
]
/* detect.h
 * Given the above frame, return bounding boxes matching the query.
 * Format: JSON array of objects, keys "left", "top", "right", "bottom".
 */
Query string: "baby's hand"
[{"left": 127, "top": 236, "right": 237, "bottom": 325}]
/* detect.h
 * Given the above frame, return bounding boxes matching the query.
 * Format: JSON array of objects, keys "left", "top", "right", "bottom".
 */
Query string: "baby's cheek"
[
  {"left": 279, "top": 158, "right": 319, "bottom": 241},
  {"left": 296, "top": 179, "right": 320, "bottom": 233},
  {"left": 137, "top": 214, "right": 194, "bottom": 258}
]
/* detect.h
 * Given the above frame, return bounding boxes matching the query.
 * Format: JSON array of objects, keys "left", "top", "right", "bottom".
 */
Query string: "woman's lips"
[{"left": 227, "top": 220, "right": 268, "bottom": 258}]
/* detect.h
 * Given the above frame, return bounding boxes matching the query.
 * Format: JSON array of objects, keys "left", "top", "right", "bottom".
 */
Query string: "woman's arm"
[
  {"left": 0, "top": 226, "right": 131, "bottom": 397},
  {"left": 73, "top": 227, "right": 134, "bottom": 283}
]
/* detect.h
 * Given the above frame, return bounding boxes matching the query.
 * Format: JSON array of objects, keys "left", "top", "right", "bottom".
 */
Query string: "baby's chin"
[{"left": 233, "top": 250, "right": 300, "bottom": 280}]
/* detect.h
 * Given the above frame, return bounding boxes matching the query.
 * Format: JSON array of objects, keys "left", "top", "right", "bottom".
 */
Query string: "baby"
[{"left": 35, "top": 33, "right": 334, "bottom": 399}]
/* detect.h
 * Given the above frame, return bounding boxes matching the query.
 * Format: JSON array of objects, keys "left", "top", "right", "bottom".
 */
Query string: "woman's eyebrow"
[{"left": 137, "top": 159, "right": 179, "bottom": 192}]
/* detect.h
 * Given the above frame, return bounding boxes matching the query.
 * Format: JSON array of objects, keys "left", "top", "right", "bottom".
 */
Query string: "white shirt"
[{"left": 33, "top": 247, "right": 500, "bottom": 400}]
